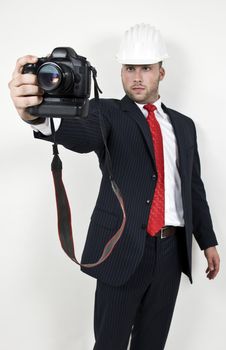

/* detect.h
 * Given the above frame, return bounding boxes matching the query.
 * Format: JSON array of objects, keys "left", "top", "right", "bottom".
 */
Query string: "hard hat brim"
[{"left": 116, "top": 54, "right": 169, "bottom": 65}]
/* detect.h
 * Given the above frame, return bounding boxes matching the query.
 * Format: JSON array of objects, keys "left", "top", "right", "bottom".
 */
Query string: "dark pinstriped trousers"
[{"left": 93, "top": 229, "right": 183, "bottom": 350}]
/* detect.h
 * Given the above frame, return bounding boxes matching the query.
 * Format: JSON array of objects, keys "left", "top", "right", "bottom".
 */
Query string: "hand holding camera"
[
  {"left": 8, "top": 55, "right": 44, "bottom": 122},
  {"left": 9, "top": 47, "right": 95, "bottom": 122}
]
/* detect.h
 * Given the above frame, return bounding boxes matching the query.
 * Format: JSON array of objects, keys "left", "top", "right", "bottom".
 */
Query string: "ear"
[{"left": 159, "top": 67, "right": 165, "bottom": 81}]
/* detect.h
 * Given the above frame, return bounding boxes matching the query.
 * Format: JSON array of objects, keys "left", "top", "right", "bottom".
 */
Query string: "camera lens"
[{"left": 37, "top": 63, "right": 62, "bottom": 91}]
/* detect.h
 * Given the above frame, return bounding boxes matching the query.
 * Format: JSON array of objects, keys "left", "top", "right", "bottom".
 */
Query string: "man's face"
[{"left": 121, "top": 63, "right": 165, "bottom": 104}]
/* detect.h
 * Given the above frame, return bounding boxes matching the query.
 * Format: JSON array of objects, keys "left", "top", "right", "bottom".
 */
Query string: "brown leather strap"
[{"left": 51, "top": 132, "right": 126, "bottom": 268}]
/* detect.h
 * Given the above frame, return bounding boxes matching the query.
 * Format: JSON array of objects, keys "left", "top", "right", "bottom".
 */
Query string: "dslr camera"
[{"left": 22, "top": 47, "right": 94, "bottom": 118}]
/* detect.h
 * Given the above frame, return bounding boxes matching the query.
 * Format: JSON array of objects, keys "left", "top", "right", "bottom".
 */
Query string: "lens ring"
[{"left": 37, "top": 63, "right": 62, "bottom": 91}]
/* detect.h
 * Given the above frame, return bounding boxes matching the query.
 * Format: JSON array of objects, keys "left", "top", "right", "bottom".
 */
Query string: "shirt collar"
[{"left": 135, "top": 97, "right": 167, "bottom": 120}]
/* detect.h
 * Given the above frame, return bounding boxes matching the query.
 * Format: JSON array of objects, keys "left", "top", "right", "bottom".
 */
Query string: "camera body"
[{"left": 22, "top": 47, "right": 92, "bottom": 118}]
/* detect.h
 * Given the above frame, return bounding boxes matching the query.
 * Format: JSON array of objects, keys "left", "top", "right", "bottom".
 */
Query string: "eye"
[
  {"left": 126, "top": 66, "right": 135, "bottom": 72},
  {"left": 142, "top": 66, "right": 152, "bottom": 71}
]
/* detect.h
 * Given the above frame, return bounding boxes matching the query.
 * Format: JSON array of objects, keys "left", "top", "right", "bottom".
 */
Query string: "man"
[{"left": 9, "top": 24, "right": 220, "bottom": 350}]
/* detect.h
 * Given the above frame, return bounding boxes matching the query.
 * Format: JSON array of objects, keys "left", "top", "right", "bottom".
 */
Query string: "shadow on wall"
[{"left": 156, "top": 38, "right": 192, "bottom": 108}]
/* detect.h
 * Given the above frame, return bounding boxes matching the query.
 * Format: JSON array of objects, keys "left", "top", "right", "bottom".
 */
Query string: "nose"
[{"left": 133, "top": 69, "right": 142, "bottom": 83}]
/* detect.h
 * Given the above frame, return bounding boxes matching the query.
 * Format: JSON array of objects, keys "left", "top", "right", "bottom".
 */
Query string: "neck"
[
  {"left": 137, "top": 94, "right": 160, "bottom": 105},
  {"left": 146, "top": 93, "right": 160, "bottom": 104}
]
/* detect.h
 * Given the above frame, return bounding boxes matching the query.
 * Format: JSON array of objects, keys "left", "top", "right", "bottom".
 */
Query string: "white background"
[{"left": 1, "top": 0, "right": 226, "bottom": 349}]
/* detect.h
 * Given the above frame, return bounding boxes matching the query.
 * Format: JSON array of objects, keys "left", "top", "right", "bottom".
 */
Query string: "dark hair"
[{"left": 159, "top": 61, "right": 163, "bottom": 68}]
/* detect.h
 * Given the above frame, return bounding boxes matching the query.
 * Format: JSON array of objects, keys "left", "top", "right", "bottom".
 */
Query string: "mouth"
[{"left": 132, "top": 86, "right": 145, "bottom": 92}]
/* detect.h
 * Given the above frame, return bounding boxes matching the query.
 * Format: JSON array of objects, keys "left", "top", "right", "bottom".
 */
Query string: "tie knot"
[{"left": 143, "top": 103, "right": 157, "bottom": 113}]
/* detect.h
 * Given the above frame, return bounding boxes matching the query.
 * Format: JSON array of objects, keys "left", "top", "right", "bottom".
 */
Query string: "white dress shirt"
[
  {"left": 31, "top": 117, "right": 61, "bottom": 136},
  {"left": 136, "top": 98, "right": 184, "bottom": 226},
  {"left": 32, "top": 97, "right": 184, "bottom": 226}
]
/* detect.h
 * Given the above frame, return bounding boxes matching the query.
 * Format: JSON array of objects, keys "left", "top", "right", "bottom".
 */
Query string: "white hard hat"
[{"left": 116, "top": 23, "right": 169, "bottom": 64}]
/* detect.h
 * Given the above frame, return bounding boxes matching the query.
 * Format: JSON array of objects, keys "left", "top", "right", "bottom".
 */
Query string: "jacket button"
[
  {"left": 152, "top": 174, "right": 157, "bottom": 180},
  {"left": 141, "top": 224, "right": 147, "bottom": 229},
  {"left": 146, "top": 199, "right": 150, "bottom": 204}
]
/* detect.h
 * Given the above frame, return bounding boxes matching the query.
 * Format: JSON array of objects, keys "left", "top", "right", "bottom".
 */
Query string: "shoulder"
[
  {"left": 163, "top": 104, "right": 196, "bottom": 130},
  {"left": 87, "top": 98, "right": 122, "bottom": 130},
  {"left": 89, "top": 98, "right": 122, "bottom": 127},
  {"left": 89, "top": 98, "right": 121, "bottom": 111}
]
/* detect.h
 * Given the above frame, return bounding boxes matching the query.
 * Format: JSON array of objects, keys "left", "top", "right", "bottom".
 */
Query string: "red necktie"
[{"left": 143, "top": 104, "right": 165, "bottom": 236}]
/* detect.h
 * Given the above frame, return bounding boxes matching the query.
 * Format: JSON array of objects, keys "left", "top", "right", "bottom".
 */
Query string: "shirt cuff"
[{"left": 31, "top": 118, "right": 62, "bottom": 136}]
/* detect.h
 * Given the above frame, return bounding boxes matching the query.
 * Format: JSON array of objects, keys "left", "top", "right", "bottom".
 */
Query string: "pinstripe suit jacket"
[{"left": 34, "top": 95, "right": 218, "bottom": 286}]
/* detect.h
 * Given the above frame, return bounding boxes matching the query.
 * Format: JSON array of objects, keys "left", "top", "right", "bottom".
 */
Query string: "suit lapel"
[
  {"left": 120, "top": 95, "right": 156, "bottom": 171},
  {"left": 161, "top": 103, "right": 187, "bottom": 177},
  {"left": 120, "top": 96, "right": 188, "bottom": 177}
]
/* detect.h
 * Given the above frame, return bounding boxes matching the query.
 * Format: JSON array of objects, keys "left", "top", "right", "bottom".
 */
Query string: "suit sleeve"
[
  {"left": 33, "top": 99, "right": 111, "bottom": 154},
  {"left": 191, "top": 121, "right": 218, "bottom": 250}
]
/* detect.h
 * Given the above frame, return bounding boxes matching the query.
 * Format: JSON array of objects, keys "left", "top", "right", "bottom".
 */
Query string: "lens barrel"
[{"left": 37, "top": 63, "right": 62, "bottom": 91}]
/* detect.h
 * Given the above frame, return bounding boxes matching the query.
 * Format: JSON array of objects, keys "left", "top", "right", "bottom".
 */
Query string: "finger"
[
  {"left": 206, "top": 271, "right": 214, "bottom": 279},
  {"left": 213, "top": 256, "right": 220, "bottom": 274},
  {"left": 12, "top": 55, "right": 38, "bottom": 79},
  {"left": 206, "top": 261, "right": 220, "bottom": 279},
  {"left": 206, "top": 267, "right": 215, "bottom": 278},
  {"left": 11, "top": 73, "right": 38, "bottom": 88},
  {"left": 11, "top": 84, "right": 44, "bottom": 98},
  {"left": 209, "top": 255, "right": 220, "bottom": 273},
  {"left": 212, "top": 270, "right": 218, "bottom": 278},
  {"left": 207, "top": 270, "right": 217, "bottom": 279},
  {"left": 207, "top": 258, "right": 215, "bottom": 271},
  {"left": 205, "top": 265, "right": 213, "bottom": 274},
  {"left": 13, "top": 96, "right": 43, "bottom": 109},
  {"left": 209, "top": 265, "right": 214, "bottom": 272}
]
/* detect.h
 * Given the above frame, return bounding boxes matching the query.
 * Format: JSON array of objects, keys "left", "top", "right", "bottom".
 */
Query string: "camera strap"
[{"left": 50, "top": 70, "right": 126, "bottom": 268}]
